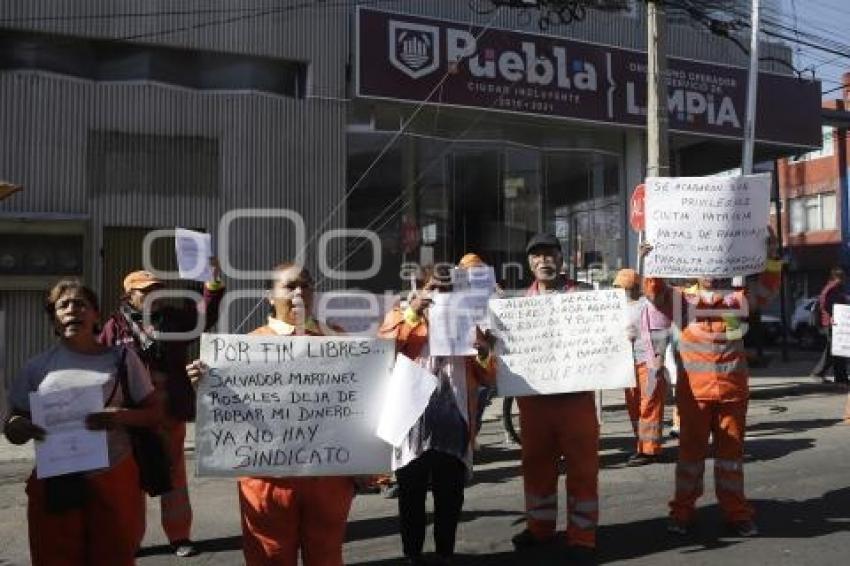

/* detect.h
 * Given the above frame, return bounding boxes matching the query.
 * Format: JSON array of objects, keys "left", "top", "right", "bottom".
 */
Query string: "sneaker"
[
  {"left": 171, "top": 540, "right": 197, "bottom": 558},
  {"left": 383, "top": 483, "right": 400, "bottom": 499},
  {"left": 511, "top": 529, "right": 553, "bottom": 549},
  {"left": 667, "top": 518, "right": 691, "bottom": 535},
  {"left": 626, "top": 453, "right": 658, "bottom": 467},
  {"left": 728, "top": 520, "right": 759, "bottom": 537}
]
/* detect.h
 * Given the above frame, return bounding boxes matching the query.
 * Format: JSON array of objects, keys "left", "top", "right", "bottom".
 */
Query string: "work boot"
[
  {"left": 727, "top": 520, "right": 759, "bottom": 537},
  {"left": 511, "top": 529, "right": 553, "bottom": 549},
  {"left": 171, "top": 540, "right": 198, "bottom": 558}
]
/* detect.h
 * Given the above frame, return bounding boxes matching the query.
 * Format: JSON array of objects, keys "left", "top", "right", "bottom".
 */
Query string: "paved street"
[{"left": 1, "top": 355, "right": 848, "bottom": 565}]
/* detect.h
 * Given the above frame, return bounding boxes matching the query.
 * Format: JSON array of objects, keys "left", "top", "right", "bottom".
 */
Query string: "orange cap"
[
  {"left": 458, "top": 253, "right": 485, "bottom": 269},
  {"left": 613, "top": 269, "right": 640, "bottom": 290},
  {"left": 123, "top": 270, "right": 162, "bottom": 293}
]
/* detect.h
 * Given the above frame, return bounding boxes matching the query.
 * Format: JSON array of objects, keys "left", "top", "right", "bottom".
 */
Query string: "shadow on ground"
[{"left": 136, "top": 535, "right": 243, "bottom": 558}]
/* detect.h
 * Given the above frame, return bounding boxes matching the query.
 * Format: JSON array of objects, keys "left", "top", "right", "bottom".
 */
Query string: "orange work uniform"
[
  {"left": 518, "top": 281, "right": 599, "bottom": 549},
  {"left": 26, "top": 455, "right": 145, "bottom": 566},
  {"left": 647, "top": 279, "right": 754, "bottom": 524},
  {"left": 625, "top": 362, "right": 666, "bottom": 455},
  {"left": 238, "top": 321, "right": 355, "bottom": 566}
]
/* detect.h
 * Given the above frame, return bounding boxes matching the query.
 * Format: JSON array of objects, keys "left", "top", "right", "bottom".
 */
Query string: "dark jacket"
[{"left": 100, "top": 285, "right": 224, "bottom": 421}]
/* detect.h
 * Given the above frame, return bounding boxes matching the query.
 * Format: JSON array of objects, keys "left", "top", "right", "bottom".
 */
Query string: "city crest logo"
[{"left": 388, "top": 19, "right": 440, "bottom": 79}]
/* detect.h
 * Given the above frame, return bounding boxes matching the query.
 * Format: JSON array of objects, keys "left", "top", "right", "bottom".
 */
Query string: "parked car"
[{"left": 791, "top": 297, "right": 824, "bottom": 350}]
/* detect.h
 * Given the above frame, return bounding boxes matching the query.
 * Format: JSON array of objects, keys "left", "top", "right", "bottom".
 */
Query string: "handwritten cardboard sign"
[
  {"left": 644, "top": 174, "right": 771, "bottom": 278},
  {"left": 196, "top": 334, "right": 394, "bottom": 477},
  {"left": 490, "top": 290, "right": 635, "bottom": 396}
]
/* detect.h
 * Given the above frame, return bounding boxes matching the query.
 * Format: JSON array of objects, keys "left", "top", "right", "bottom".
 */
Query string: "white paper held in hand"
[
  {"left": 29, "top": 384, "right": 109, "bottom": 478},
  {"left": 175, "top": 227, "right": 213, "bottom": 282},
  {"left": 428, "top": 292, "right": 477, "bottom": 356},
  {"left": 376, "top": 353, "right": 440, "bottom": 448}
]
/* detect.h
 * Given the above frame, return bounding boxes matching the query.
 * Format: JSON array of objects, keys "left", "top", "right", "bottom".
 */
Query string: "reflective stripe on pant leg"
[
  {"left": 713, "top": 400, "right": 753, "bottom": 522},
  {"left": 525, "top": 492, "right": 558, "bottom": 522},
  {"left": 567, "top": 496, "right": 599, "bottom": 533},
  {"left": 562, "top": 394, "right": 599, "bottom": 549},
  {"left": 518, "top": 397, "right": 561, "bottom": 540}
]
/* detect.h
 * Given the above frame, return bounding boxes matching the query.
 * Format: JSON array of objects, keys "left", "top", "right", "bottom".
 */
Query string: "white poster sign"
[
  {"left": 196, "top": 334, "right": 395, "bottom": 477},
  {"left": 644, "top": 174, "right": 771, "bottom": 278},
  {"left": 491, "top": 289, "right": 635, "bottom": 396},
  {"left": 175, "top": 227, "right": 213, "bottom": 282},
  {"left": 375, "top": 354, "right": 440, "bottom": 447},
  {"left": 29, "top": 385, "right": 109, "bottom": 478},
  {"left": 831, "top": 304, "right": 850, "bottom": 357},
  {"left": 428, "top": 292, "right": 477, "bottom": 357}
]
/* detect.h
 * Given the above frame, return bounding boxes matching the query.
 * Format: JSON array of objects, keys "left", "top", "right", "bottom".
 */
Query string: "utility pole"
[
  {"left": 640, "top": 1, "right": 669, "bottom": 275},
  {"left": 646, "top": 0, "right": 669, "bottom": 178},
  {"left": 742, "top": 0, "right": 761, "bottom": 174}
]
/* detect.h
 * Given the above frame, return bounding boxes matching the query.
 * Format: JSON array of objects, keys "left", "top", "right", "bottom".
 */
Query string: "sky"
[{"left": 777, "top": 0, "right": 850, "bottom": 99}]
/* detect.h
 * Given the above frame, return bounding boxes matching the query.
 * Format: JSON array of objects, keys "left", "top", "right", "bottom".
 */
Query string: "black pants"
[
  {"left": 812, "top": 326, "right": 848, "bottom": 382},
  {"left": 396, "top": 449, "right": 466, "bottom": 558}
]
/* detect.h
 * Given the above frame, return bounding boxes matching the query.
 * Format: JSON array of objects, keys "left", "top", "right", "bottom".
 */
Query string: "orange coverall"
[
  {"left": 518, "top": 281, "right": 599, "bottom": 549},
  {"left": 26, "top": 455, "right": 145, "bottom": 566},
  {"left": 625, "top": 361, "right": 666, "bottom": 455},
  {"left": 646, "top": 278, "right": 757, "bottom": 524},
  {"left": 238, "top": 322, "right": 355, "bottom": 566}
]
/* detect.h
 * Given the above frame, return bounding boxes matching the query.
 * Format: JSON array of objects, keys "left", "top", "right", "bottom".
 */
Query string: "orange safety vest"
[{"left": 678, "top": 290, "right": 749, "bottom": 402}]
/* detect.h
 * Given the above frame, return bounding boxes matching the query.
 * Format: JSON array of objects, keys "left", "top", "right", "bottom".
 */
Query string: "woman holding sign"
[
  {"left": 378, "top": 263, "right": 496, "bottom": 566},
  {"left": 188, "top": 262, "right": 356, "bottom": 566},
  {"left": 3, "top": 279, "right": 162, "bottom": 565},
  {"left": 642, "top": 242, "right": 780, "bottom": 538}
]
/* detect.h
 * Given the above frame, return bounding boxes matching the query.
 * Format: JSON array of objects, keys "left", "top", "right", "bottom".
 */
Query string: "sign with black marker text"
[
  {"left": 644, "top": 175, "right": 771, "bottom": 278},
  {"left": 196, "top": 334, "right": 394, "bottom": 477},
  {"left": 491, "top": 290, "right": 634, "bottom": 396}
]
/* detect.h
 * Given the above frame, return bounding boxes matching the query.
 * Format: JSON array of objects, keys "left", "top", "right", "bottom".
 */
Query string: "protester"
[
  {"left": 378, "top": 263, "right": 496, "bottom": 566},
  {"left": 810, "top": 267, "right": 850, "bottom": 384},
  {"left": 457, "top": 253, "right": 500, "bottom": 444},
  {"left": 100, "top": 259, "right": 223, "bottom": 557},
  {"left": 614, "top": 268, "right": 669, "bottom": 465},
  {"left": 511, "top": 233, "right": 599, "bottom": 562},
  {"left": 642, "top": 243, "right": 774, "bottom": 537},
  {"left": 188, "top": 262, "right": 355, "bottom": 566},
  {"left": 3, "top": 279, "right": 162, "bottom": 565}
]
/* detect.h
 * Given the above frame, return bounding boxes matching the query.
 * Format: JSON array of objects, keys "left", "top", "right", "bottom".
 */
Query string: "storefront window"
[{"left": 347, "top": 131, "right": 624, "bottom": 292}]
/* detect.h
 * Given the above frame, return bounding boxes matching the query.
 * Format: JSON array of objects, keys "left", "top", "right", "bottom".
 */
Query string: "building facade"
[
  {"left": 775, "top": 75, "right": 850, "bottom": 302},
  {"left": 0, "top": 0, "right": 821, "bottom": 408}
]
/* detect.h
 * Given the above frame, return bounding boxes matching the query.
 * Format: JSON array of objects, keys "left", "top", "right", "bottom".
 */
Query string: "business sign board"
[{"left": 357, "top": 8, "right": 821, "bottom": 149}]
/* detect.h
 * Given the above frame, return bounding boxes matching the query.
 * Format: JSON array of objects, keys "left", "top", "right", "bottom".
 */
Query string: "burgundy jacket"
[
  {"left": 100, "top": 285, "right": 224, "bottom": 421},
  {"left": 819, "top": 280, "right": 848, "bottom": 328}
]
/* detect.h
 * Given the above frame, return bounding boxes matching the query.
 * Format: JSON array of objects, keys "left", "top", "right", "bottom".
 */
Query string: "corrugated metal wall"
[{"left": 0, "top": 1, "right": 351, "bottom": 401}]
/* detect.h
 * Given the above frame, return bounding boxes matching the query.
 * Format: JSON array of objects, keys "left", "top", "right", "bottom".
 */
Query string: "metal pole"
[
  {"left": 646, "top": 0, "right": 670, "bottom": 179},
  {"left": 773, "top": 161, "right": 789, "bottom": 362},
  {"left": 742, "top": 0, "right": 761, "bottom": 174},
  {"left": 644, "top": 1, "right": 669, "bottom": 275}
]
